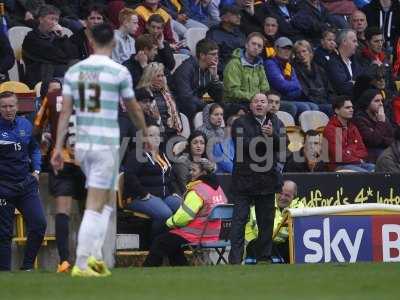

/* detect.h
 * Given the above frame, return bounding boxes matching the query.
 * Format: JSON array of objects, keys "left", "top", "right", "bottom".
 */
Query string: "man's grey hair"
[{"left": 336, "top": 29, "right": 356, "bottom": 47}]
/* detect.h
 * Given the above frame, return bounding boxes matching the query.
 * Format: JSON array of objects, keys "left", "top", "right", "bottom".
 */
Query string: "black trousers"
[
  {"left": 143, "top": 232, "right": 189, "bottom": 267},
  {"left": 229, "top": 194, "right": 275, "bottom": 264}
]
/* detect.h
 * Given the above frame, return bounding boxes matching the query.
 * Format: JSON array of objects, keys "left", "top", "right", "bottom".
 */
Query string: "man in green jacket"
[{"left": 223, "top": 31, "right": 270, "bottom": 115}]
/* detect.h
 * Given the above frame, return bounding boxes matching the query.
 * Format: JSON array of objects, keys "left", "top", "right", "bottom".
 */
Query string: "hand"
[
  {"left": 25, "top": 11, "right": 34, "bottom": 21},
  {"left": 51, "top": 149, "right": 64, "bottom": 175},
  {"left": 156, "top": 32, "right": 164, "bottom": 48},
  {"left": 177, "top": 14, "right": 188, "bottom": 24},
  {"left": 372, "top": 60, "right": 383, "bottom": 66},
  {"left": 135, "top": 51, "right": 148, "bottom": 68},
  {"left": 377, "top": 105, "right": 386, "bottom": 122},
  {"left": 261, "top": 120, "right": 273, "bottom": 137},
  {"left": 52, "top": 23, "right": 63, "bottom": 37},
  {"left": 209, "top": 64, "right": 218, "bottom": 80},
  {"left": 32, "top": 172, "right": 39, "bottom": 181}
]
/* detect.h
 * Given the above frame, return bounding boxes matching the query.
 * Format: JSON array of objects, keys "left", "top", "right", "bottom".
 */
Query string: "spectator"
[
  {"left": 0, "top": 30, "right": 15, "bottom": 84},
  {"left": 134, "top": 0, "right": 176, "bottom": 44},
  {"left": 284, "top": 130, "right": 328, "bottom": 172},
  {"left": 265, "top": 37, "right": 319, "bottom": 118},
  {"left": 69, "top": 4, "right": 105, "bottom": 60},
  {"left": 123, "top": 122, "right": 182, "bottom": 237},
  {"left": 143, "top": 158, "right": 227, "bottom": 267},
  {"left": 236, "top": 0, "right": 264, "bottom": 35},
  {"left": 293, "top": 39, "right": 336, "bottom": 116},
  {"left": 362, "top": 0, "right": 400, "bottom": 49},
  {"left": 0, "top": 91, "right": 46, "bottom": 271},
  {"left": 353, "top": 89, "right": 394, "bottom": 162},
  {"left": 136, "top": 62, "right": 183, "bottom": 140},
  {"left": 22, "top": 5, "right": 76, "bottom": 88},
  {"left": 376, "top": 126, "right": 400, "bottom": 173},
  {"left": 161, "top": 0, "right": 208, "bottom": 40},
  {"left": 350, "top": 10, "right": 368, "bottom": 49},
  {"left": 174, "top": 130, "right": 208, "bottom": 195},
  {"left": 172, "top": 38, "right": 223, "bottom": 119},
  {"left": 262, "top": 15, "right": 279, "bottom": 60},
  {"left": 229, "top": 92, "right": 283, "bottom": 264},
  {"left": 205, "top": 5, "right": 246, "bottom": 76},
  {"left": 223, "top": 32, "right": 269, "bottom": 105},
  {"left": 144, "top": 14, "right": 176, "bottom": 77},
  {"left": 245, "top": 180, "right": 304, "bottom": 264},
  {"left": 212, "top": 114, "right": 239, "bottom": 174},
  {"left": 313, "top": 29, "right": 337, "bottom": 71},
  {"left": 326, "top": 29, "right": 363, "bottom": 96},
  {"left": 261, "top": 0, "right": 302, "bottom": 41},
  {"left": 292, "top": 0, "right": 338, "bottom": 44},
  {"left": 123, "top": 34, "right": 158, "bottom": 88},
  {"left": 198, "top": 103, "right": 224, "bottom": 143},
  {"left": 112, "top": 8, "right": 138, "bottom": 64},
  {"left": 353, "top": 64, "right": 395, "bottom": 124},
  {"left": 359, "top": 27, "right": 392, "bottom": 86},
  {"left": 323, "top": 96, "right": 374, "bottom": 172}
]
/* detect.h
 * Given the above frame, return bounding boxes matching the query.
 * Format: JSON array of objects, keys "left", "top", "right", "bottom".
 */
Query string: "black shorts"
[{"left": 49, "top": 163, "right": 86, "bottom": 201}]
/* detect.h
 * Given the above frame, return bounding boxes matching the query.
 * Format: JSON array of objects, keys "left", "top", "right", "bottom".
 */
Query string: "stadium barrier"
[{"left": 283, "top": 204, "right": 400, "bottom": 264}]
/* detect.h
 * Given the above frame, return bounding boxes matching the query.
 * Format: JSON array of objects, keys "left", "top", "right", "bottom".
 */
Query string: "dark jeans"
[
  {"left": 0, "top": 175, "right": 47, "bottom": 270},
  {"left": 229, "top": 194, "right": 275, "bottom": 264},
  {"left": 143, "top": 232, "right": 189, "bottom": 267}
]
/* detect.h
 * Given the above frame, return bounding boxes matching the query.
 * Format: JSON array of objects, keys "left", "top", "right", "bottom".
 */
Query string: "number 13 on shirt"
[{"left": 78, "top": 82, "right": 101, "bottom": 112}]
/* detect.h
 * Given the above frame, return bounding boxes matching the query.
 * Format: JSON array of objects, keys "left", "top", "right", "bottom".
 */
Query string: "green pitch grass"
[{"left": 1, "top": 263, "right": 399, "bottom": 300}]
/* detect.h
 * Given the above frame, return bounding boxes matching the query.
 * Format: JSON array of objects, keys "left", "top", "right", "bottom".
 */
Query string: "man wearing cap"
[
  {"left": 264, "top": 37, "right": 319, "bottom": 117},
  {"left": 205, "top": 6, "right": 246, "bottom": 76}
]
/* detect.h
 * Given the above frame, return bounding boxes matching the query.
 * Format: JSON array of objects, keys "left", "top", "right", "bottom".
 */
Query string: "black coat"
[
  {"left": 294, "top": 61, "right": 335, "bottom": 104},
  {"left": 123, "top": 150, "right": 177, "bottom": 200},
  {"left": 231, "top": 112, "right": 283, "bottom": 195},
  {"left": 22, "top": 29, "right": 76, "bottom": 88},
  {"left": 69, "top": 29, "right": 91, "bottom": 60}
]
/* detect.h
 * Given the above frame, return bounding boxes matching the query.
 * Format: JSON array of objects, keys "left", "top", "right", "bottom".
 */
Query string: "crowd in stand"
[{"left": 1, "top": 0, "right": 400, "bottom": 270}]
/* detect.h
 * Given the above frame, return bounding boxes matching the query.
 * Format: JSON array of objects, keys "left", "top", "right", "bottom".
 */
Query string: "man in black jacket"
[
  {"left": 229, "top": 93, "right": 283, "bottom": 264},
  {"left": 172, "top": 38, "right": 223, "bottom": 120},
  {"left": 69, "top": 4, "right": 105, "bottom": 61},
  {"left": 21, "top": 5, "right": 76, "bottom": 88}
]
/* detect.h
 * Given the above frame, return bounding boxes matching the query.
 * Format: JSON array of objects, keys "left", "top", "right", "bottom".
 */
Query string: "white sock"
[
  {"left": 75, "top": 210, "right": 103, "bottom": 270},
  {"left": 94, "top": 205, "right": 113, "bottom": 260}
]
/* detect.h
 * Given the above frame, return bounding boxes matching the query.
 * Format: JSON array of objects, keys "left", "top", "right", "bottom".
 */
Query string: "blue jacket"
[
  {"left": 264, "top": 57, "right": 302, "bottom": 100},
  {"left": 0, "top": 116, "right": 41, "bottom": 182}
]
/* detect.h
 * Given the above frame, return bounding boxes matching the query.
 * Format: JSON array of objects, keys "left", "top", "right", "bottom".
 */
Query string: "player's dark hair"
[{"left": 91, "top": 23, "right": 114, "bottom": 47}]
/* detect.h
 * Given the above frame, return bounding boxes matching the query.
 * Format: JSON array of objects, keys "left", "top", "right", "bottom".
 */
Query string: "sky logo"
[{"left": 293, "top": 215, "right": 400, "bottom": 263}]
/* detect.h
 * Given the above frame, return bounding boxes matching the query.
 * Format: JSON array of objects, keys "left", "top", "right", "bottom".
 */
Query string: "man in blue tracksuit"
[{"left": 0, "top": 91, "right": 46, "bottom": 271}]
